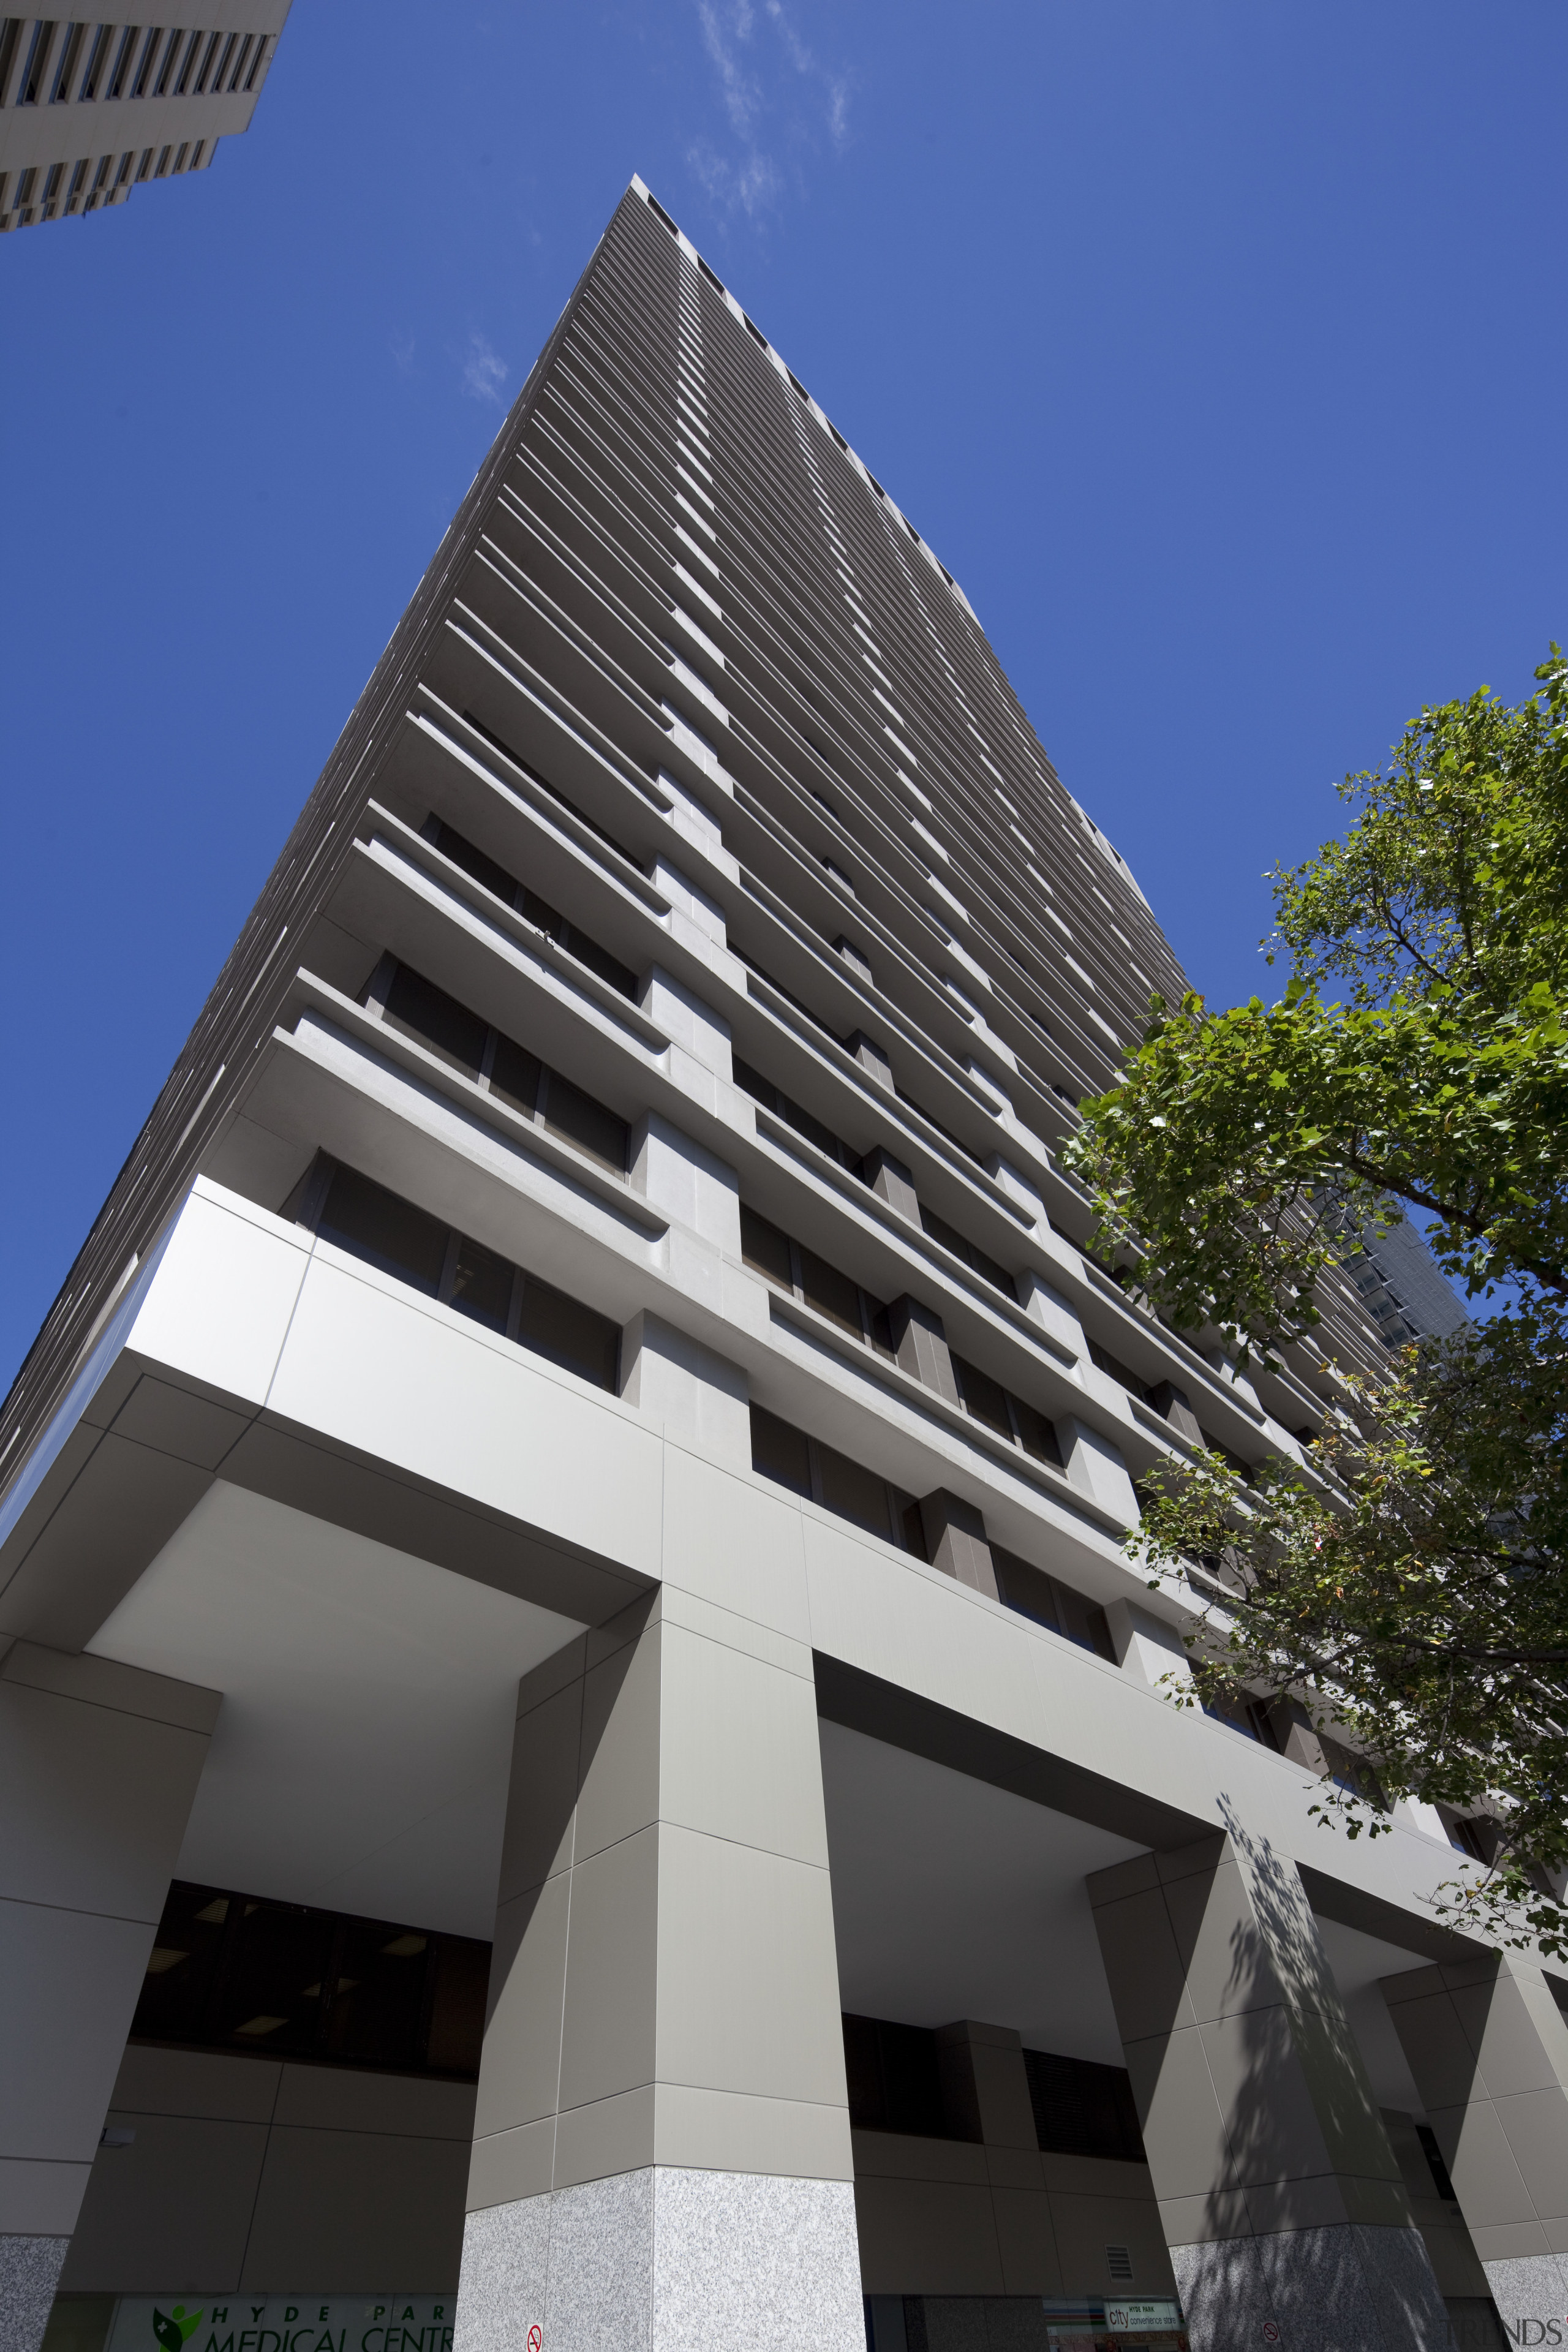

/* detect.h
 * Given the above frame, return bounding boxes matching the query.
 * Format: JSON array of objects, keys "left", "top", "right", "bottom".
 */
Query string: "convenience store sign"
[
  {"left": 1105, "top": 2304, "right": 1182, "bottom": 2334},
  {"left": 106, "top": 2298, "right": 453, "bottom": 2352}
]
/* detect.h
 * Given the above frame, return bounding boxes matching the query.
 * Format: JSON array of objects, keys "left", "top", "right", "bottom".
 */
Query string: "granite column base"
[
  {"left": 1, "top": 2233, "right": 69, "bottom": 2352},
  {"left": 1481, "top": 2252, "right": 1568, "bottom": 2339},
  {"left": 454, "top": 2166, "right": 864, "bottom": 2352},
  {"left": 1170, "top": 2223, "right": 1455, "bottom": 2352}
]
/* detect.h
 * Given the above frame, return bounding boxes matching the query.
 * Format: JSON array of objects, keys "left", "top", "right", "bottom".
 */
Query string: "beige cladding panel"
[
  {"left": 61, "top": 2047, "right": 477, "bottom": 2298},
  {"left": 1090, "top": 1837, "right": 1418, "bottom": 2237},
  {"left": 1087, "top": 1833, "right": 1458, "bottom": 2352},
  {"left": 470, "top": 1578, "right": 852, "bottom": 2206},
  {"left": 0, "top": 1642, "right": 219, "bottom": 2343},
  {"left": 1382, "top": 1954, "right": 1568, "bottom": 2286},
  {"left": 848, "top": 2025, "right": 1179, "bottom": 2307}
]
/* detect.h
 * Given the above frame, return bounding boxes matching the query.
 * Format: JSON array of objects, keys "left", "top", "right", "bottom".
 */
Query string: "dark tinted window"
[
  {"left": 489, "top": 1033, "right": 544, "bottom": 1119},
  {"left": 134, "top": 1883, "right": 236, "bottom": 2047},
  {"left": 994, "top": 1548, "right": 1063, "bottom": 1634},
  {"left": 748, "top": 1407, "right": 919, "bottom": 1551},
  {"left": 920, "top": 1205, "right": 1011, "bottom": 1295},
  {"left": 799, "top": 1246, "right": 863, "bottom": 1340},
  {"left": 740, "top": 1204, "right": 793, "bottom": 1287},
  {"left": 1053, "top": 1579, "right": 1117, "bottom": 1662},
  {"left": 518, "top": 1275, "right": 620, "bottom": 1391},
  {"left": 1024, "top": 2048, "right": 1145, "bottom": 2162},
  {"left": 993, "top": 1547, "right": 1115, "bottom": 1661},
  {"left": 424, "top": 1937, "right": 489, "bottom": 2076},
  {"left": 298, "top": 1158, "right": 619, "bottom": 1392},
  {"left": 751, "top": 1404, "right": 812, "bottom": 1496},
  {"left": 450, "top": 1237, "right": 513, "bottom": 1333},
  {"left": 319, "top": 1920, "right": 432, "bottom": 2072},
  {"left": 130, "top": 1880, "right": 490, "bottom": 2081},
  {"left": 1012, "top": 1398, "right": 1063, "bottom": 1467},
  {"left": 1417, "top": 2122, "right": 1458, "bottom": 2202},
  {"left": 318, "top": 1165, "right": 448, "bottom": 1295},
  {"left": 432, "top": 821, "right": 517, "bottom": 907},
  {"left": 843, "top": 2014, "right": 973, "bottom": 2141},
  {"left": 211, "top": 1900, "right": 337, "bottom": 2056},
  {"left": 541, "top": 1071, "right": 628, "bottom": 1174},
  {"left": 817, "top": 1443, "right": 893, "bottom": 1540},
  {"left": 732, "top": 1054, "right": 862, "bottom": 1172},
  {"left": 431, "top": 820, "right": 638, "bottom": 998},
  {"left": 1088, "top": 1338, "right": 1148, "bottom": 1400},
  {"left": 383, "top": 963, "right": 488, "bottom": 1076},
  {"left": 376, "top": 962, "right": 628, "bottom": 1177},
  {"left": 952, "top": 1354, "right": 1013, "bottom": 1441}
]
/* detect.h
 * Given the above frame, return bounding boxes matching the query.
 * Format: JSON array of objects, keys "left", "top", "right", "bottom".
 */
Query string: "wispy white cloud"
[
  {"left": 462, "top": 332, "right": 508, "bottom": 406},
  {"left": 687, "top": 137, "right": 782, "bottom": 219},
  {"left": 763, "top": 0, "right": 851, "bottom": 151},
  {"left": 390, "top": 331, "right": 416, "bottom": 379},
  {"left": 687, "top": 0, "right": 852, "bottom": 219},
  {"left": 698, "top": 0, "right": 762, "bottom": 138}
]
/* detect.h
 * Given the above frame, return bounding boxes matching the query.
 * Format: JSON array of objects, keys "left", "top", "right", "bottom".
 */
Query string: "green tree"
[{"left": 1065, "top": 649, "right": 1568, "bottom": 1948}]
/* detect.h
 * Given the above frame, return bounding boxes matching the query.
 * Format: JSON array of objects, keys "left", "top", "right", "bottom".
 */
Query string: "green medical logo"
[{"left": 151, "top": 2308, "right": 203, "bottom": 2352}]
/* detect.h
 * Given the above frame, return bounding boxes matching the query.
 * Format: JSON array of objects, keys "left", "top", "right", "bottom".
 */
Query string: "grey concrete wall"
[
  {"left": 852, "top": 2020, "right": 1177, "bottom": 2301},
  {"left": 1089, "top": 1831, "right": 1453, "bottom": 2352},
  {"left": 0, "top": 1643, "right": 218, "bottom": 2352},
  {"left": 1383, "top": 1954, "right": 1568, "bottom": 2332},
  {"left": 457, "top": 1582, "right": 864, "bottom": 2350},
  {"left": 58, "top": 2046, "right": 473, "bottom": 2296},
  {"left": 1380, "top": 2108, "right": 1491, "bottom": 2302}
]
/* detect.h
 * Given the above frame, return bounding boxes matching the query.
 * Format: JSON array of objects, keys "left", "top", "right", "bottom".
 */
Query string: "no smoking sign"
[
  {"left": 527, "top": 2328, "right": 542, "bottom": 2351},
  {"left": 1261, "top": 2324, "right": 1281, "bottom": 2343}
]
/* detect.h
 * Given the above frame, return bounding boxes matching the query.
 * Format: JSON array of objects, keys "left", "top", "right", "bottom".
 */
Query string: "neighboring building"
[
  {"left": 1346, "top": 1210, "right": 1471, "bottom": 1349},
  {"left": 1, "top": 183, "right": 1556, "bottom": 2352},
  {"left": 0, "top": 5, "right": 289, "bottom": 232}
]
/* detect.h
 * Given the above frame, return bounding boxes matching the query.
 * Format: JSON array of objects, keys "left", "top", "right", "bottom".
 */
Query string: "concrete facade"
[{"left": 0, "top": 184, "right": 1545, "bottom": 2352}]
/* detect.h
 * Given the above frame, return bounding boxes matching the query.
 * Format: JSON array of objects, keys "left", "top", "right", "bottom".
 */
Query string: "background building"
[
  {"left": 0, "top": 4, "right": 289, "bottom": 233},
  {"left": 1344, "top": 1211, "right": 1471, "bottom": 1349},
  {"left": 1, "top": 185, "right": 1558, "bottom": 2352}
]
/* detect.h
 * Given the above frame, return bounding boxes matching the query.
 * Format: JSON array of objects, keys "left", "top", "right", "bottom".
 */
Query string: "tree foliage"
[{"left": 1065, "top": 650, "right": 1568, "bottom": 1949}]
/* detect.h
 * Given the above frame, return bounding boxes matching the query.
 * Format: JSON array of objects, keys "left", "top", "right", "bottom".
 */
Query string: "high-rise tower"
[
  {"left": 0, "top": 5, "right": 290, "bottom": 233},
  {"left": 0, "top": 186, "right": 1529, "bottom": 2352}
]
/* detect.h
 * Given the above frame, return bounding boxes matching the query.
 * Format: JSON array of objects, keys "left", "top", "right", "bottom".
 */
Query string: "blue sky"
[{"left": 2, "top": 0, "right": 1564, "bottom": 1389}]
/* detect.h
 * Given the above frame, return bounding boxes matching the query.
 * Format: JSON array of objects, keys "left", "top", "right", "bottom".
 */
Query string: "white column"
[
  {"left": 0, "top": 1642, "right": 219, "bottom": 2352},
  {"left": 456, "top": 1564, "right": 862, "bottom": 2350}
]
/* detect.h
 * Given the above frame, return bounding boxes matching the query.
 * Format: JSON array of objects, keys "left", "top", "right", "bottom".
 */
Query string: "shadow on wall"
[{"left": 1102, "top": 1800, "right": 1452, "bottom": 2352}]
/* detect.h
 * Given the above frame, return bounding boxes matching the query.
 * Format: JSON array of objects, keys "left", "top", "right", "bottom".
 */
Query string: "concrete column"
[
  {"left": 638, "top": 963, "right": 733, "bottom": 1093},
  {"left": 1147, "top": 1382, "right": 1204, "bottom": 1449},
  {"left": 1060, "top": 1416, "right": 1139, "bottom": 1527},
  {"left": 456, "top": 1588, "right": 862, "bottom": 2351},
  {"left": 0, "top": 1642, "right": 220, "bottom": 2352},
  {"left": 887, "top": 1296, "right": 959, "bottom": 1405},
  {"left": 1381, "top": 1953, "right": 1568, "bottom": 2333},
  {"left": 1088, "top": 1829, "right": 1452, "bottom": 2352},
  {"left": 619, "top": 1313, "right": 750, "bottom": 1466},
  {"left": 629, "top": 1111, "right": 742, "bottom": 1259},
  {"left": 850, "top": 1031, "right": 895, "bottom": 1091},
  {"left": 654, "top": 772, "right": 740, "bottom": 889},
  {"left": 864, "top": 1147, "right": 919, "bottom": 1224},
  {"left": 1016, "top": 1268, "right": 1087, "bottom": 1360},
  {"left": 916, "top": 1491, "right": 998, "bottom": 1600},
  {"left": 934, "top": 2019, "right": 1038, "bottom": 2153},
  {"left": 1104, "top": 1599, "right": 1192, "bottom": 1691}
]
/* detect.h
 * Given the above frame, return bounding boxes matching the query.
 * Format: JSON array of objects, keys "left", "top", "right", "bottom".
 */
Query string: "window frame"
[
  {"left": 748, "top": 1403, "right": 923, "bottom": 1555},
  {"left": 290, "top": 1153, "right": 622, "bottom": 1395},
  {"left": 364, "top": 953, "right": 631, "bottom": 1180},
  {"left": 950, "top": 1350, "right": 1063, "bottom": 1469},
  {"left": 740, "top": 1202, "right": 894, "bottom": 1360}
]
